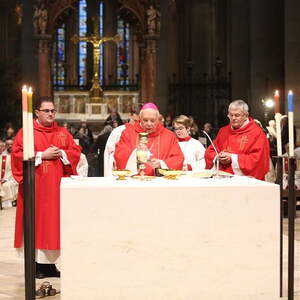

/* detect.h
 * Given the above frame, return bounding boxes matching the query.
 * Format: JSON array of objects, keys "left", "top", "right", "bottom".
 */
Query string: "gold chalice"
[
  {"left": 112, "top": 169, "right": 131, "bottom": 180},
  {"left": 159, "top": 169, "right": 182, "bottom": 180}
]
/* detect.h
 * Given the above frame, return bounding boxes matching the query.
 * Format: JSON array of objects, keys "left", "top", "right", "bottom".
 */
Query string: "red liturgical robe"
[
  {"left": 12, "top": 120, "right": 81, "bottom": 250},
  {"left": 114, "top": 122, "right": 184, "bottom": 175},
  {"left": 205, "top": 119, "right": 270, "bottom": 180}
]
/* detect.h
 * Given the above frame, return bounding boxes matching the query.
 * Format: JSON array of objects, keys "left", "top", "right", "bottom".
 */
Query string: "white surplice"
[
  {"left": 178, "top": 138, "right": 206, "bottom": 171},
  {"left": 0, "top": 154, "right": 18, "bottom": 207}
]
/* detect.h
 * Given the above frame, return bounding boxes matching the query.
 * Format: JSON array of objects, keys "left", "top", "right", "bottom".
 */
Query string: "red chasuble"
[
  {"left": 205, "top": 119, "right": 270, "bottom": 180},
  {"left": 12, "top": 120, "right": 81, "bottom": 250},
  {"left": 114, "top": 122, "right": 184, "bottom": 175}
]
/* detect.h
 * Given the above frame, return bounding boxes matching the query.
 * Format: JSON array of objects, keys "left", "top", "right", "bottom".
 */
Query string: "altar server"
[
  {"left": 205, "top": 100, "right": 270, "bottom": 180},
  {"left": 0, "top": 149, "right": 18, "bottom": 208},
  {"left": 114, "top": 103, "right": 184, "bottom": 175},
  {"left": 11, "top": 97, "right": 81, "bottom": 278},
  {"left": 173, "top": 115, "right": 206, "bottom": 171}
]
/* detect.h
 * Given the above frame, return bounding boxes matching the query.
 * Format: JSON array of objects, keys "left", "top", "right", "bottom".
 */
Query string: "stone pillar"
[
  {"left": 156, "top": 0, "right": 178, "bottom": 113},
  {"left": 104, "top": 0, "right": 117, "bottom": 83},
  {"left": 141, "top": 37, "right": 157, "bottom": 102},
  {"left": 37, "top": 36, "right": 52, "bottom": 98},
  {"left": 140, "top": 3, "right": 161, "bottom": 103}
]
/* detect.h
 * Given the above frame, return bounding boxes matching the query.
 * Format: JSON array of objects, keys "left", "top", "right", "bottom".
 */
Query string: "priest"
[
  {"left": 114, "top": 103, "right": 184, "bottom": 175},
  {"left": 11, "top": 97, "right": 81, "bottom": 278},
  {"left": 205, "top": 100, "right": 270, "bottom": 180}
]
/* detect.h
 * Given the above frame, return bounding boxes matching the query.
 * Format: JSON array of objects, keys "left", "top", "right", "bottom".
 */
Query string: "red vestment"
[
  {"left": 114, "top": 122, "right": 184, "bottom": 175},
  {"left": 12, "top": 120, "right": 81, "bottom": 250},
  {"left": 205, "top": 119, "right": 270, "bottom": 180}
]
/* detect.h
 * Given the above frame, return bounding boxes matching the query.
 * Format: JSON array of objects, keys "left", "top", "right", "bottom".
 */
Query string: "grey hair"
[
  {"left": 99, "top": 125, "right": 113, "bottom": 135},
  {"left": 228, "top": 100, "right": 249, "bottom": 114},
  {"left": 139, "top": 109, "right": 159, "bottom": 118}
]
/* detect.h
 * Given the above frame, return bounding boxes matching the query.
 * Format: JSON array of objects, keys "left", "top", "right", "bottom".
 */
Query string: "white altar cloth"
[{"left": 60, "top": 176, "right": 279, "bottom": 300}]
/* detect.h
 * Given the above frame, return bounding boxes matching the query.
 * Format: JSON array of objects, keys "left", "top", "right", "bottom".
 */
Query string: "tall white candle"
[
  {"left": 275, "top": 113, "right": 282, "bottom": 156},
  {"left": 22, "top": 85, "right": 29, "bottom": 160},
  {"left": 288, "top": 90, "right": 294, "bottom": 157},
  {"left": 27, "top": 87, "right": 34, "bottom": 158}
]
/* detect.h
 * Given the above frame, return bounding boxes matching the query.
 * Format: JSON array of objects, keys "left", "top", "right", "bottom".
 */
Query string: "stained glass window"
[
  {"left": 53, "top": 24, "right": 65, "bottom": 89},
  {"left": 79, "top": 0, "right": 87, "bottom": 86},
  {"left": 117, "top": 18, "right": 130, "bottom": 85}
]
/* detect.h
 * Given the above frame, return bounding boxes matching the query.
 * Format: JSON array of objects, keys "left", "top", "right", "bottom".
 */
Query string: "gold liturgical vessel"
[{"left": 112, "top": 169, "right": 131, "bottom": 180}]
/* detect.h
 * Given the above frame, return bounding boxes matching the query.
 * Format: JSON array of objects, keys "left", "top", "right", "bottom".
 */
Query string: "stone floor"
[{"left": 0, "top": 207, "right": 300, "bottom": 299}]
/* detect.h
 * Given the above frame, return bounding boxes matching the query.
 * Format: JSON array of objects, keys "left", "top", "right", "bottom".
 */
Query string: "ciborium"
[
  {"left": 158, "top": 169, "right": 183, "bottom": 180},
  {"left": 112, "top": 169, "right": 131, "bottom": 180}
]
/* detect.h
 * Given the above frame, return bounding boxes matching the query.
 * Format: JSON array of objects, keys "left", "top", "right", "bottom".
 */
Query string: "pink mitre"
[{"left": 141, "top": 102, "right": 158, "bottom": 111}]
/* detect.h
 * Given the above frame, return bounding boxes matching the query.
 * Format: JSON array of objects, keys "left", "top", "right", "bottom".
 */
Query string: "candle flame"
[
  {"left": 28, "top": 87, "right": 33, "bottom": 94},
  {"left": 288, "top": 90, "right": 293, "bottom": 95},
  {"left": 275, "top": 90, "right": 279, "bottom": 96},
  {"left": 22, "top": 85, "right": 27, "bottom": 92}
]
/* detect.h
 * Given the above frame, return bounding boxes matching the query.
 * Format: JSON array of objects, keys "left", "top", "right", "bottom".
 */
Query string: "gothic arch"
[{"left": 46, "top": 0, "right": 78, "bottom": 34}]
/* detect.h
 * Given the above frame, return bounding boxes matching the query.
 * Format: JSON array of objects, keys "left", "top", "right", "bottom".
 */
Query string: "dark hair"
[{"left": 35, "top": 97, "right": 54, "bottom": 110}]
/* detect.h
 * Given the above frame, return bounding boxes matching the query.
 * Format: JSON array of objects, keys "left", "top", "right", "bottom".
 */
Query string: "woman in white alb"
[{"left": 173, "top": 115, "right": 206, "bottom": 171}]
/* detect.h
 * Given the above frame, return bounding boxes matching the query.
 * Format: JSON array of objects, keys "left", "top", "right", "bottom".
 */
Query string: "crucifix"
[{"left": 72, "top": 16, "right": 121, "bottom": 102}]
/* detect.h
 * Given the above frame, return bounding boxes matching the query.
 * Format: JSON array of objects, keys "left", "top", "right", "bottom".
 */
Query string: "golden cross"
[{"left": 72, "top": 17, "right": 121, "bottom": 102}]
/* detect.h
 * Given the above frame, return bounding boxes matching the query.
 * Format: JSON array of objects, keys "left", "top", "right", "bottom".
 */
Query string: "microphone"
[
  {"left": 201, "top": 130, "right": 218, "bottom": 154},
  {"left": 201, "top": 130, "right": 220, "bottom": 177}
]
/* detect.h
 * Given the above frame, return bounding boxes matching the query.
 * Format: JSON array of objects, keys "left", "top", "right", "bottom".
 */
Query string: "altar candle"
[
  {"left": 27, "top": 87, "right": 34, "bottom": 158},
  {"left": 288, "top": 90, "right": 294, "bottom": 156},
  {"left": 274, "top": 90, "right": 280, "bottom": 113},
  {"left": 275, "top": 113, "right": 282, "bottom": 156},
  {"left": 22, "top": 85, "right": 29, "bottom": 160}
]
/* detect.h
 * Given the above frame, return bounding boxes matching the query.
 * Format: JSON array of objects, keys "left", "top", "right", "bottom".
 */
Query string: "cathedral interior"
[{"left": 0, "top": 0, "right": 299, "bottom": 137}]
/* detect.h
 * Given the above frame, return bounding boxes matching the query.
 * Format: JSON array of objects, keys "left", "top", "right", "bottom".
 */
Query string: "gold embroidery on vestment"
[
  {"left": 238, "top": 136, "right": 249, "bottom": 150},
  {"left": 58, "top": 132, "right": 67, "bottom": 147},
  {"left": 42, "top": 161, "right": 51, "bottom": 174}
]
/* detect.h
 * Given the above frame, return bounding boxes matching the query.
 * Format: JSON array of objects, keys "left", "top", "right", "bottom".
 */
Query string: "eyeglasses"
[
  {"left": 38, "top": 109, "right": 57, "bottom": 114},
  {"left": 173, "top": 126, "right": 186, "bottom": 132}
]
